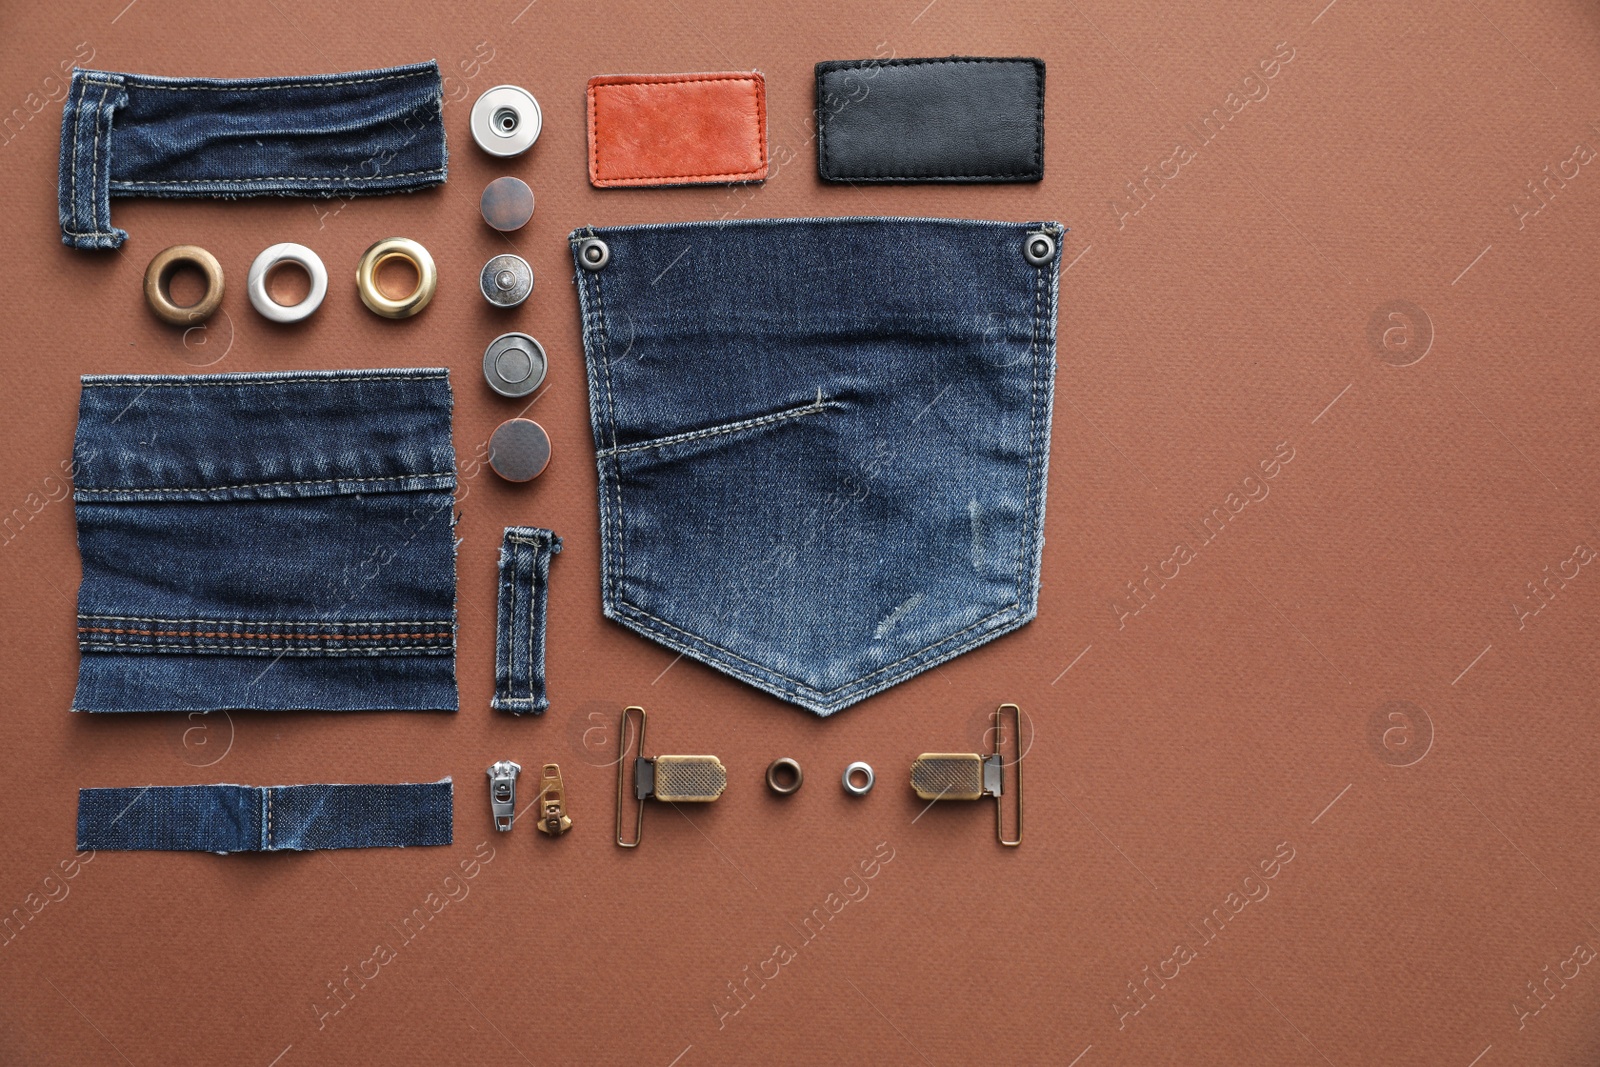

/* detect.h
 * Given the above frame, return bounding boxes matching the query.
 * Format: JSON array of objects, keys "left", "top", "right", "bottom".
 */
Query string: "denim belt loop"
[
  {"left": 58, "top": 61, "right": 448, "bottom": 250},
  {"left": 492, "top": 527, "right": 562, "bottom": 714},
  {"left": 77, "top": 780, "right": 454, "bottom": 852}
]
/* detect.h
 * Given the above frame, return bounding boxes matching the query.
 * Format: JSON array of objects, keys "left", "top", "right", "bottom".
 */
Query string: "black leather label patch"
[{"left": 815, "top": 57, "right": 1044, "bottom": 183}]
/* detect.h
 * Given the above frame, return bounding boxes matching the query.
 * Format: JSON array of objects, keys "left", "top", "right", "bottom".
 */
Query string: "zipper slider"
[
  {"left": 487, "top": 760, "right": 521, "bottom": 832},
  {"left": 536, "top": 763, "right": 572, "bottom": 836}
]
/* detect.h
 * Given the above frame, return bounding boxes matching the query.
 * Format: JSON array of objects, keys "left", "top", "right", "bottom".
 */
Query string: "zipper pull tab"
[
  {"left": 487, "top": 760, "right": 521, "bottom": 832},
  {"left": 536, "top": 763, "right": 572, "bottom": 836}
]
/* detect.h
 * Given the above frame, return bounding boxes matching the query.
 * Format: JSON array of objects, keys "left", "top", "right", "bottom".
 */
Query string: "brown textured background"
[{"left": 3, "top": 0, "right": 1600, "bottom": 1064}]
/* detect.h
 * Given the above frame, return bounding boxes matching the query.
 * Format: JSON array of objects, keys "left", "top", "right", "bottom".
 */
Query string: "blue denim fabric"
[
  {"left": 77, "top": 780, "right": 453, "bottom": 852},
  {"left": 570, "top": 216, "right": 1060, "bottom": 716},
  {"left": 72, "top": 368, "right": 458, "bottom": 713},
  {"left": 492, "top": 527, "right": 562, "bottom": 715},
  {"left": 59, "top": 61, "right": 447, "bottom": 250}
]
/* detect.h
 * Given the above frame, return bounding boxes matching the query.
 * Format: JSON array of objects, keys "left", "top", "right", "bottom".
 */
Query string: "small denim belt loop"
[
  {"left": 58, "top": 71, "right": 129, "bottom": 249},
  {"left": 492, "top": 527, "right": 562, "bottom": 714}
]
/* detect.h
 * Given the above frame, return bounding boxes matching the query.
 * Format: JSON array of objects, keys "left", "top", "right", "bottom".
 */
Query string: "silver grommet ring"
[
  {"left": 842, "top": 762, "right": 874, "bottom": 796},
  {"left": 471, "top": 84, "right": 542, "bottom": 157},
  {"left": 247, "top": 243, "right": 327, "bottom": 323},
  {"left": 1023, "top": 232, "right": 1057, "bottom": 266},
  {"left": 356, "top": 237, "right": 436, "bottom": 319},
  {"left": 577, "top": 237, "right": 610, "bottom": 271},
  {"left": 766, "top": 758, "right": 803, "bottom": 796},
  {"left": 483, "top": 332, "right": 548, "bottom": 398}
]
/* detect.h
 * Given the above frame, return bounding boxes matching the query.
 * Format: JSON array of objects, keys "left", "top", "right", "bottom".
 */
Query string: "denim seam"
[
  {"left": 80, "top": 627, "right": 452, "bottom": 640},
  {"left": 126, "top": 72, "right": 434, "bottom": 92},
  {"left": 92, "top": 80, "right": 111, "bottom": 233},
  {"left": 596, "top": 393, "right": 836, "bottom": 458},
  {"left": 75, "top": 472, "right": 454, "bottom": 494},
  {"left": 80, "top": 614, "right": 454, "bottom": 625},
  {"left": 81, "top": 642, "right": 453, "bottom": 654},
  {"left": 592, "top": 266, "right": 628, "bottom": 618},
  {"left": 111, "top": 168, "right": 446, "bottom": 187},
  {"left": 615, "top": 598, "right": 1023, "bottom": 695},
  {"left": 81, "top": 372, "right": 449, "bottom": 388}
]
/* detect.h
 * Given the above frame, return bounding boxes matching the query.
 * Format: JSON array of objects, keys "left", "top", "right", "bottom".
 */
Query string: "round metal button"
[
  {"left": 470, "top": 85, "right": 542, "bottom": 157},
  {"left": 842, "top": 761, "right": 874, "bottom": 796},
  {"left": 247, "top": 242, "right": 327, "bottom": 323},
  {"left": 577, "top": 237, "right": 609, "bottom": 271},
  {"left": 1023, "top": 232, "right": 1057, "bottom": 266},
  {"left": 766, "top": 758, "right": 803, "bottom": 796},
  {"left": 480, "top": 176, "right": 535, "bottom": 231},
  {"left": 482, "top": 332, "right": 548, "bottom": 398},
  {"left": 480, "top": 254, "right": 534, "bottom": 308},
  {"left": 143, "top": 244, "right": 224, "bottom": 325},
  {"left": 488, "top": 418, "right": 551, "bottom": 482}
]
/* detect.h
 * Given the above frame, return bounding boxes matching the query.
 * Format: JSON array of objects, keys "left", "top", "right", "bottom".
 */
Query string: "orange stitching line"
[{"left": 78, "top": 626, "right": 451, "bottom": 640}]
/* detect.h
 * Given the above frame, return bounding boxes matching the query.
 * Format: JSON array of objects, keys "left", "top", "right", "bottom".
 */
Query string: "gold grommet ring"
[
  {"left": 355, "top": 237, "right": 437, "bottom": 319},
  {"left": 766, "top": 757, "right": 803, "bottom": 796},
  {"left": 143, "top": 244, "right": 224, "bottom": 326}
]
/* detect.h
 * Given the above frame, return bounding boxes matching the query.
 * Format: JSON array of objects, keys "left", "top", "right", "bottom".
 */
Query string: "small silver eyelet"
[
  {"left": 578, "top": 238, "right": 610, "bottom": 271},
  {"left": 842, "top": 761, "right": 874, "bottom": 796},
  {"left": 1023, "top": 232, "right": 1057, "bottom": 266}
]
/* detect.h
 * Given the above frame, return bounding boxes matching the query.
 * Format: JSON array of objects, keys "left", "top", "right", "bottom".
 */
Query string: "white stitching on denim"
[
  {"left": 616, "top": 598, "right": 1021, "bottom": 695},
  {"left": 81, "top": 373, "right": 448, "bottom": 388},
  {"left": 617, "top": 601, "right": 1017, "bottom": 694},
  {"left": 110, "top": 168, "right": 445, "bottom": 187},
  {"left": 596, "top": 393, "right": 836, "bottom": 457},
  {"left": 91, "top": 80, "right": 111, "bottom": 232},
  {"left": 591, "top": 263, "right": 628, "bottom": 614},
  {"left": 68, "top": 76, "right": 84, "bottom": 233},
  {"left": 82, "top": 642, "right": 451, "bottom": 653},
  {"left": 266, "top": 788, "right": 272, "bottom": 850},
  {"left": 75, "top": 472, "right": 453, "bottom": 493},
  {"left": 79, "top": 614, "right": 452, "bottom": 626},
  {"left": 126, "top": 71, "right": 433, "bottom": 91}
]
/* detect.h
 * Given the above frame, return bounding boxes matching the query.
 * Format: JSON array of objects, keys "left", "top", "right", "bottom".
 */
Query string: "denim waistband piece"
[
  {"left": 570, "top": 216, "right": 1061, "bottom": 716},
  {"left": 77, "top": 780, "right": 453, "bottom": 852},
  {"left": 71, "top": 368, "right": 458, "bottom": 713},
  {"left": 59, "top": 61, "right": 448, "bottom": 250},
  {"left": 492, "top": 527, "right": 562, "bottom": 714}
]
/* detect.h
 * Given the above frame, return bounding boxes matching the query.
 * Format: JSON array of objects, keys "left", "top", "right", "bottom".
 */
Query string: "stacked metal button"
[
  {"left": 480, "top": 254, "right": 534, "bottom": 308},
  {"left": 483, "top": 332, "right": 547, "bottom": 397}
]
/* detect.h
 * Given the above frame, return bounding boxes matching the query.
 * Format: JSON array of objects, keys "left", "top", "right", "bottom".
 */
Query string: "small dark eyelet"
[
  {"left": 578, "top": 238, "right": 610, "bottom": 271},
  {"left": 766, "top": 757, "right": 803, "bottom": 796},
  {"left": 1023, "top": 233, "right": 1056, "bottom": 266}
]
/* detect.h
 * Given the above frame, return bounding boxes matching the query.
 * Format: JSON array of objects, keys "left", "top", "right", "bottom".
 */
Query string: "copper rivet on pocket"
[
  {"left": 489, "top": 418, "right": 551, "bottom": 482},
  {"left": 480, "top": 176, "right": 535, "bottom": 231},
  {"left": 1023, "top": 232, "right": 1057, "bottom": 266},
  {"left": 143, "top": 244, "right": 224, "bottom": 325},
  {"left": 577, "top": 237, "right": 610, "bottom": 271}
]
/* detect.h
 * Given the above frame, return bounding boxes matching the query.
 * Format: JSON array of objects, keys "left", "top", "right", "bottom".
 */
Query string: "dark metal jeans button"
[
  {"left": 480, "top": 177, "right": 535, "bottom": 232},
  {"left": 489, "top": 418, "right": 551, "bottom": 482},
  {"left": 480, "top": 254, "right": 534, "bottom": 308},
  {"left": 483, "top": 332, "right": 548, "bottom": 397}
]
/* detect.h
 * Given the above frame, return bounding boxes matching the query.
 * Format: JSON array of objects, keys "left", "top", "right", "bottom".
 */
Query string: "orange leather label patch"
[{"left": 587, "top": 72, "right": 768, "bottom": 188}]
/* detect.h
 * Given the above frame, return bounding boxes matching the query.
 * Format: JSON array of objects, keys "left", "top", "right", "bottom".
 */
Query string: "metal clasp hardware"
[
  {"left": 487, "top": 760, "right": 521, "bottom": 832},
  {"left": 536, "top": 763, "right": 572, "bottom": 836},
  {"left": 908, "top": 704, "right": 1024, "bottom": 846},
  {"left": 615, "top": 706, "right": 727, "bottom": 849}
]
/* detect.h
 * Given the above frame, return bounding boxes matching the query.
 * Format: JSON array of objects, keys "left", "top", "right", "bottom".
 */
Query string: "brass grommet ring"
[
  {"left": 356, "top": 237, "right": 437, "bottom": 319},
  {"left": 143, "top": 244, "right": 224, "bottom": 325},
  {"left": 766, "top": 757, "right": 803, "bottom": 796}
]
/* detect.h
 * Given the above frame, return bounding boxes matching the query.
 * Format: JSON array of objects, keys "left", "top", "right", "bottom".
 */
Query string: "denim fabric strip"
[
  {"left": 72, "top": 368, "right": 458, "bottom": 713},
  {"left": 492, "top": 527, "right": 562, "bottom": 714},
  {"left": 59, "top": 61, "right": 447, "bottom": 249},
  {"left": 570, "top": 216, "right": 1060, "bottom": 716},
  {"left": 77, "top": 780, "right": 453, "bottom": 852}
]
